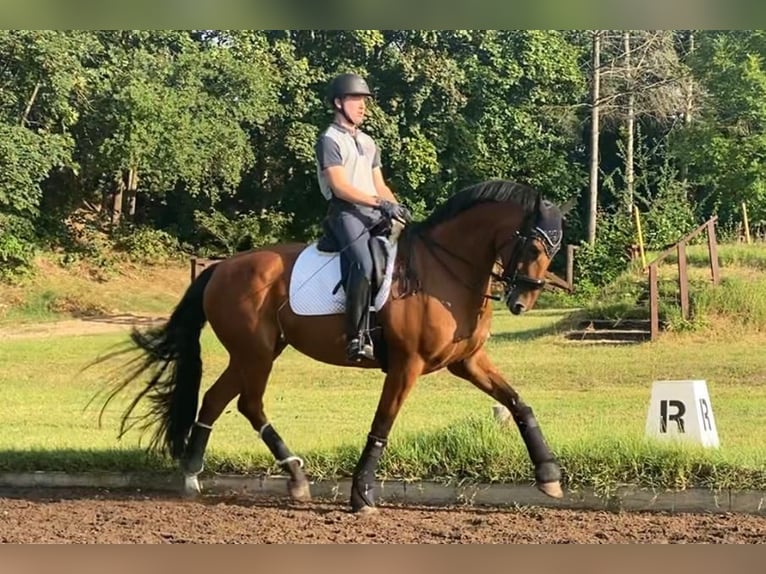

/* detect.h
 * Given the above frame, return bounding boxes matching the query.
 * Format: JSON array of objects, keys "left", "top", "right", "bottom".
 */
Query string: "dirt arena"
[{"left": 0, "top": 487, "right": 764, "bottom": 543}]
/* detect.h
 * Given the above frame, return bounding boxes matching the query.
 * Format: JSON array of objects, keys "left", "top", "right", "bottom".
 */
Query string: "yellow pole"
[
  {"left": 742, "top": 202, "right": 752, "bottom": 245},
  {"left": 633, "top": 204, "right": 647, "bottom": 269}
]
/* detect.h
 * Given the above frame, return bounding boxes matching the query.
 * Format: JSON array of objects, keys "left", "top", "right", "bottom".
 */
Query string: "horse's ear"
[{"left": 559, "top": 197, "right": 577, "bottom": 218}]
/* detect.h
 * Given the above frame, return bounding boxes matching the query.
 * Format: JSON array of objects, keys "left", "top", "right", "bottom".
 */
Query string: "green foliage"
[
  {"left": 112, "top": 225, "right": 181, "bottom": 265},
  {"left": 642, "top": 179, "right": 698, "bottom": 249},
  {"left": 0, "top": 29, "right": 763, "bottom": 263},
  {"left": 0, "top": 125, "right": 73, "bottom": 217},
  {"left": 574, "top": 208, "right": 634, "bottom": 291},
  {"left": 672, "top": 31, "right": 766, "bottom": 227},
  {"left": 0, "top": 213, "right": 37, "bottom": 281},
  {"left": 193, "top": 209, "right": 293, "bottom": 256}
]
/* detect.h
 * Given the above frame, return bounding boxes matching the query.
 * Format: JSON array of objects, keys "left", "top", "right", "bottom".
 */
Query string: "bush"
[
  {"left": 193, "top": 209, "right": 293, "bottom": 256},
  {"left": 0, "top": 213, "right": 37, "bottom": 282},
  {"left": 113, "top": 225, "right": 181, "bottom": 264},
  {"left": 642, "top": 179, "right": 698, "bottom": 249},
  {"left": 573, "top": 208, "right": 634, "bottom": 292}
]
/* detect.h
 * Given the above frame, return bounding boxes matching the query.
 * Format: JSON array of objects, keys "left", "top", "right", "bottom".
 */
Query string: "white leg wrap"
[
  {"left": 258, "top": 422, "right": 272, "bottom": 436},
  {"left": 183, "top": 473, "right": 201, "bottom": 495},
  {"left": 278, "top": 455, "right": 304, "bottom": 469},
  {"left": 195, "top": 421, "right": 213, "bottom": 430}
]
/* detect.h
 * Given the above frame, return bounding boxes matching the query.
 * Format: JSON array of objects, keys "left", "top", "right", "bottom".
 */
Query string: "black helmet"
[{"left": 328, "top": 73, "right": 373, "bottom": 105}]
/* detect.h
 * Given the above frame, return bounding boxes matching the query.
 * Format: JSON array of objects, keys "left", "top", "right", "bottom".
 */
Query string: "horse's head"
[{"left": 497, "top": 196, "right": 569, "bottom": 315}]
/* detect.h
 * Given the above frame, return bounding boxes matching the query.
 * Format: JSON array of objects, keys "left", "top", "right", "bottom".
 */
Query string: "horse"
[{"left": 96, "top": 179, "right": 570, "bottom": 514}]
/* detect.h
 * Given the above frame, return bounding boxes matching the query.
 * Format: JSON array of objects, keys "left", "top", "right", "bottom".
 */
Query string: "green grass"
[{"left": 1, "top": 307, "right": 765, "bottom": 493}]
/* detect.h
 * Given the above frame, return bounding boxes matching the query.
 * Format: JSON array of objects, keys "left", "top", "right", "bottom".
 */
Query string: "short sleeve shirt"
[{"left": 315, "top": 123, "right": 382, "bottom": 201}]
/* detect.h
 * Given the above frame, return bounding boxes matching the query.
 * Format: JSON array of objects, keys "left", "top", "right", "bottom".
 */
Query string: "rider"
[{"left": 314, "top": 72, "right": 410, "bottom": 362}]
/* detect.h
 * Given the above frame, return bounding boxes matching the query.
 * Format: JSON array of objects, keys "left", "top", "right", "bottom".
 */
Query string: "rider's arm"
[
  {"left": 371, "top": 145, "right": 399, "bottom": 204},
  {"left": 372, "top": 167, "right": 398, "bottom": 204},
  {"left": 316, "top": 135, "right": 383, "bottom": 208},
  {"left": 323, "top": 166, "right": 382, "bottom": 208}
]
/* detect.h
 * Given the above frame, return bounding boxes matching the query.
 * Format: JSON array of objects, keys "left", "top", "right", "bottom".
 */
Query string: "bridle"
[
  {"left": 499, "top": 224, "right": 563, "bottom": 293},
  {"left": 419, "top": 216, "right": 562, "bottom": 303}
]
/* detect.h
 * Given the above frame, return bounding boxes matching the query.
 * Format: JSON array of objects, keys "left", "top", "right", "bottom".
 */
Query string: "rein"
[
  {"left": 418, "top": 233, "right": 506, "bottom": 301},
  {"left": 415, "top": 219, "right": 563, "bottom": 302}
]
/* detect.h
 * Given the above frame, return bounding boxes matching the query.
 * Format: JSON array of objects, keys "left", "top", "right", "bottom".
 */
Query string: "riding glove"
[{"left": 377, "top": 199, "right": 412, "bottom": 223}]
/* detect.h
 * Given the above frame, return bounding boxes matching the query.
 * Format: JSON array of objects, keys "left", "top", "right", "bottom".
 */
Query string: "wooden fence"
[{"left": 645, "top": 216, "right": 720, "bottom": 340}]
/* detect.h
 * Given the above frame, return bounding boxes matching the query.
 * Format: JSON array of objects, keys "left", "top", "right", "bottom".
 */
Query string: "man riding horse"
[{"left": 314, "top": 72, "right": 411, "bottom": 362}]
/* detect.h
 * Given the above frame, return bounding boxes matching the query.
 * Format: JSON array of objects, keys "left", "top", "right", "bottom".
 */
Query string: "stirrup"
[{"left": 347, "top": 337, "right": 375, "bottom": 362}]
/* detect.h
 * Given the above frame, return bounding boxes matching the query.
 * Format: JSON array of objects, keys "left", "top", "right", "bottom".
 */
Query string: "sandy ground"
[{"left": 1, "top": 487, "right": 765, "bottom": 544}]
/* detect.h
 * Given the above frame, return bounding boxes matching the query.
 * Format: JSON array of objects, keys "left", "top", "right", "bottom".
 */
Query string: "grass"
[
  {"left": 572, "top": 242, "right": 766, "bottom": 333},
  {"left": 1, "top": 246, "right": 765, "bottom": 495},
  {"left": 0, "top": 254, "right": 189, "bottom": 325},
  {"left": 1, "top": 307, "right": 765, "bottom": 494}
]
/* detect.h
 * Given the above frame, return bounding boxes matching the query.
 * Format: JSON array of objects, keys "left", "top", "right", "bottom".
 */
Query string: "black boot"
[{"left": 345, "top": 265, "right": 375, "bottom": 362}]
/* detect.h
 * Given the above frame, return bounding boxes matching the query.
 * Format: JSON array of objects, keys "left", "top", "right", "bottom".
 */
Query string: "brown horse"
[{"left": 98, "top": 179, "right": 569, "bottom": 513}]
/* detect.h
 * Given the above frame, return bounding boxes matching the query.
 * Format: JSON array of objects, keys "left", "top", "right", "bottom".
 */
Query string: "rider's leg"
[{"left": 328, "top": 209, "right": 376, "bottom": 361}]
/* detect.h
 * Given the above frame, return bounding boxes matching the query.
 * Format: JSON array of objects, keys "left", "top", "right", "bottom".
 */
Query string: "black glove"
[{"left": 377, "top": 200, "right": 412, "bottom": 223}]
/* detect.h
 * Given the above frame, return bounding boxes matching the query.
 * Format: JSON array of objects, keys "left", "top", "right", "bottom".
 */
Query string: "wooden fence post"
[
  {"left": 649, "top": 263, "right": 659, "bottom": 341},
  {"left": 566, "top": 244, "right": 576, "bottom": 290},
  {"left": 677, "top": 240, "right": 689, "bottom": 320},
  {"left": 707, "top": 219, "right": 720, "bottom": 285}
]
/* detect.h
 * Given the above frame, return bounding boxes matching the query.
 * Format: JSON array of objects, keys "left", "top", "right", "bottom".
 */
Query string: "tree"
[{"left": 74, "top": 30, "right": 279, "bottom": 227}]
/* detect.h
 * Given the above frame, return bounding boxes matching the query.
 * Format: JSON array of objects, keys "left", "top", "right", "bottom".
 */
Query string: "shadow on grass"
[
  {"left": 489, "top": 315, "right": 576, "bottom": 343},
  {"left": 0, "top": 448, "right": 174, "bottom": 474}
]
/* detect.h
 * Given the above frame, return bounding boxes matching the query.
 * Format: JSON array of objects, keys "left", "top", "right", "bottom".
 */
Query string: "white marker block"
[{"left": 645, "top": 380, "right": 719, "bottom": 448}]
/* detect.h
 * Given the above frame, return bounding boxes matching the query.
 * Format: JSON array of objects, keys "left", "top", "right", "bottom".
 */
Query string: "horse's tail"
[{"left": 97, "top": 263, "right": 218, "bottom": 460}]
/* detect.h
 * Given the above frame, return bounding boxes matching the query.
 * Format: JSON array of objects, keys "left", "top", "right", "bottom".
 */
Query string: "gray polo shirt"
[{"left": 315, "top": 123, "right": 382, "bottom": 202}]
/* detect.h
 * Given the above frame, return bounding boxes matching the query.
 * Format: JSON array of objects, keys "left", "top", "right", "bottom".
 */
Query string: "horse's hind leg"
[
  {"left": 179, "top": 364, "right": 242, "bottom": 496},
  {"left": 235, "top": 353, "right": 311, "bottom": 503},
  {"left": 447, "top": 349, "right": 563, "bottom": 499}
]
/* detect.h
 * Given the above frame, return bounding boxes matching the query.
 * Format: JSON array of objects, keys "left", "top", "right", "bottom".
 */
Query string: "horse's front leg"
[
  {"left": 448, "top": 349, "right": 563, "bottom": 498},
  {"left": 351, "top": 356, "right": 423, "bottom": 514}
]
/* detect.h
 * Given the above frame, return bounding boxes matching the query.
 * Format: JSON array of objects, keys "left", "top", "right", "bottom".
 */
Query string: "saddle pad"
[{"left": 289, "top": 242, "right": 397, "bottom": 316}]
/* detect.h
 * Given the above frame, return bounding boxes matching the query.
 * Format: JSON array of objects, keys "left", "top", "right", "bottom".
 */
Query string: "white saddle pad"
[{"left": 288, "top": 240, "right": 397, "bottom": 316}]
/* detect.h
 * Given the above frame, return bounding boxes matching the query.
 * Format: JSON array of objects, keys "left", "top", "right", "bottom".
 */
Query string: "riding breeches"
[{"left": 325, "top": 206, "right": 381, "bottom": 281}]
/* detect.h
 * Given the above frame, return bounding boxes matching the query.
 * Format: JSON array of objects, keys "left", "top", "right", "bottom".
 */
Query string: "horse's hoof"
[
  {"left": 353, "top": 505, "right": 378, "bottom": 516},
  {"left": 538, "top": 480, "right": 564, "bottom": 499},
  {"left": 288, "top": 479, "right": 312, "bottom": 502},
  {"left": 182, "top": 474, "right": 202, "bottom": 498}
]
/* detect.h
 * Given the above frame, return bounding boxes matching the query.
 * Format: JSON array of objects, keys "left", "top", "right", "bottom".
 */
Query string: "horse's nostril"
[{"left": 512, "top": 302, "right": 526, "bottom": 315}]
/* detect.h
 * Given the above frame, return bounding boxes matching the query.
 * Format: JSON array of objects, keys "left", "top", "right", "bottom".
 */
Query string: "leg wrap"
[
  {"left": 260, "top": 423, "right": 303, "bottom": 469},
  {"left": 181, "top": 422, "right": 212, "bottom": 475},
  {"left": 513, "top": 406, "right": 561, "bottom": 483},
  {"left": 350, "top": 434, "right": 387, "bottom": 511}
]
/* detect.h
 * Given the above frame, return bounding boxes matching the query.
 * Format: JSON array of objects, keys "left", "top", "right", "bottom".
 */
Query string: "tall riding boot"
[{"left": 345, "top": 266, "right": 375, "bottom": 362}]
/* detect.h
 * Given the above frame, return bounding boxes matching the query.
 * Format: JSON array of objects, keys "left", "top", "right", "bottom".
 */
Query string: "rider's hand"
[{"left": 377, "top": 200, "right": 412, "bottom": 223}]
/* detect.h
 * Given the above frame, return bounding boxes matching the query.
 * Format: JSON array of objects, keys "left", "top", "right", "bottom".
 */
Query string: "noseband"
[{"left": 498, "top": 225, "right": 563, "bottom": 293}]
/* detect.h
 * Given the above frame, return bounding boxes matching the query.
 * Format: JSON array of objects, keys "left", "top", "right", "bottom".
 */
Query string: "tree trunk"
[
  {"left": 126, "top": 167, "right": 139, "bottom": 218},
  {"left": 20, "top": 81, "right": 41, "bottom": 127},
  {"left": 681, "top": 31, "right": 695, "bottom": 186},
  {"left": 588, "top": 30, "right": 602, "bottom": 245},
  {"left": 624, "top": 30, "right": 635, "bottom": 213},
  {"left": 110, "top": 171, "right": 125, "bottom": 227}
]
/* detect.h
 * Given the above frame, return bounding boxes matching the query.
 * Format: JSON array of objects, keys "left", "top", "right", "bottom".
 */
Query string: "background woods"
[{"left": 1, "top": 30, "right": 764, "bottom": 288}]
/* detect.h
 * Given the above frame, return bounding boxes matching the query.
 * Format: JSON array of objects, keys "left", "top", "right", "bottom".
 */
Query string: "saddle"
[{"left": 316, "top": 217, "right": 397, "bottom": 297}]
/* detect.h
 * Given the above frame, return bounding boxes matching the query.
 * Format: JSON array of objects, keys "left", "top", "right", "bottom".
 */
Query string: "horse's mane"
[
  {"left": 397, "top": 179, "right": 541, "bottom": 295},
  {"left": 410, "top": 179, "right": 540, "bottom": 234}
]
